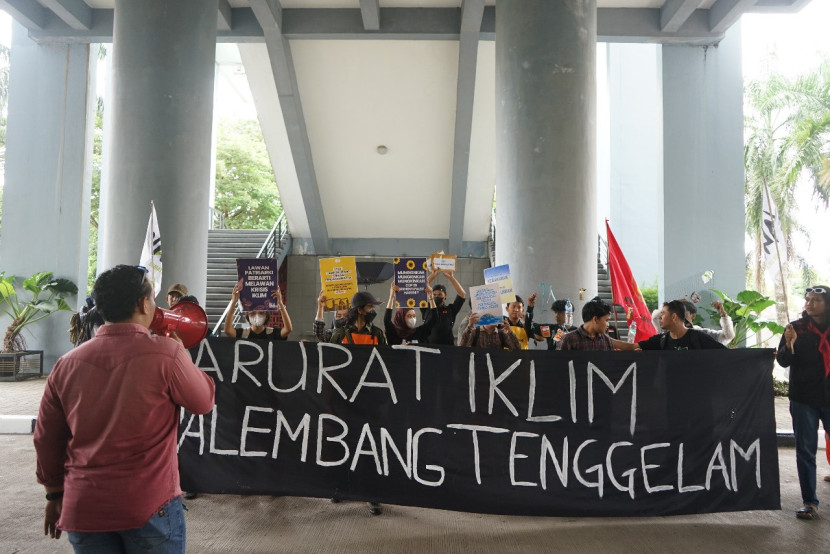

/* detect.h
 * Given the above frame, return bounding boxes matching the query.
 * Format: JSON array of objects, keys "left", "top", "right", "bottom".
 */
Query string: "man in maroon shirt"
[{"left": 34, "top": 265, "right": 215, "bottom": 552}]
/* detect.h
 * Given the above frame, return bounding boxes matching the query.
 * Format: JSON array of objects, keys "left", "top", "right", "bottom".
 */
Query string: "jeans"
[
  {"left": 790, "top": 400, "right": 830, "bottom": 507},
  {"left": 67, "top": 497, "right": 185, "bottom": 553}
]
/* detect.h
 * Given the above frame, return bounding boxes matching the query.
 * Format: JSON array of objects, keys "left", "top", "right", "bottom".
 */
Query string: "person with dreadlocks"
[
  {"left": 68, "top": 296, "right": 104, "bottom": 347},
  {"left": 777, "top": 285, "right": 830, "bottom": 521},
  {"left": 383, "top": 281, "right": 437, "bottom": 345}
]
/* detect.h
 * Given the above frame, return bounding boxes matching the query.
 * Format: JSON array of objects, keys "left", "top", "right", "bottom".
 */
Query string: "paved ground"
[{"left": 3, "top": 378, "right": 829, "bottom": 553}]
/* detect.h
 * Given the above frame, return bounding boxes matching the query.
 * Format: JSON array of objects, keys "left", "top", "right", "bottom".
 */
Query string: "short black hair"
[
  {"left": 582, "top": 298, "right": 611, "bottom": 323},
  {"left": 551, "top": 299, "right": 568, "bottom": 313},
  {"left": 178, "top": 295, "right": 200, "bottom": 305},
  {"left": 505, "top": 295, "right": 524, "bottom": 310},
  {"left": 664, "top": 300, "right": 686, "bottom": 321},
  {"left": 93, "top": 265, "right": 153, "bottom": 323},
  {"left": 681, "top": 300, "right": 696, "bottom": 316}
]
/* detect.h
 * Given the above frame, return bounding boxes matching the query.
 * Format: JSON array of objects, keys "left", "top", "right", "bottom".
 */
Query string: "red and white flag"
[{"left": 606, "top": 220, "right": 657, "bottom": 342}]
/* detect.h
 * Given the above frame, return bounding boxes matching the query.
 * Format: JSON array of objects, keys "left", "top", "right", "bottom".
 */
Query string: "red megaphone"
[{"left": 149, "top": 300, "right": 209, "bottom": 349}]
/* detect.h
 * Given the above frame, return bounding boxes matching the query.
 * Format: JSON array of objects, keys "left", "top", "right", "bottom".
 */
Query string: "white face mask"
[
  {"left": 249, "top": 314, "right": 266, "bottom": 327},
  {"left": 405, "top": 318, "right": 417, "bottom": 329}
]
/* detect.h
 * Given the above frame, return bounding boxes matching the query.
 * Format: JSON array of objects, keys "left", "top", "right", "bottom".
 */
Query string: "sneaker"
[
  {"left": 367, "top": 502, "right": 382, "bottom": 515},
  {"left": 183, "top": 491, "right": 198, "bottom": 500}
]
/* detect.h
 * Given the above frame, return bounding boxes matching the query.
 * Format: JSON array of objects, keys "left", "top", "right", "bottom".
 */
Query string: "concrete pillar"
[
  {"left": 495, "top": 0, "right": 597, "bottom": 313},
  {"left": 660, "top": 25, "right": 744, "bottom": 306},
  {"left": 0, "top": 23, "right": 98, "bottom": 366},
  {"left": 100, "top": 0, "right": 218, "bottom": 303}
]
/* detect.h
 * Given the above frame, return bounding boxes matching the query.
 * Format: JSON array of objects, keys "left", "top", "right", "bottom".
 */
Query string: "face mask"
[
  {"left": 434, "top": 296, "right": 445, "bottom": 306},
  {"left": 249, "top": 314, "right": 266, "bottom": 327},
  {"left": 406, "top": 318, "right": 417, "bottom": 329},
  {"left": 334, "top": 318, "right": 346, "bottom": 329},
  {"left": 364, "top": 310, "right": 377, "bottom": 324}
]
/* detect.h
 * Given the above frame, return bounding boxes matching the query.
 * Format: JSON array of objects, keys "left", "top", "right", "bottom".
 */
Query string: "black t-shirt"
[
  {"left": 638, "top": 329, "right": 726, "bottom": 350},
  {"left": 234, "top": 327, "right": 286, "bottom": 341},
  {"left": 422, "top": 295, "right": 466, "bottom": 345}
]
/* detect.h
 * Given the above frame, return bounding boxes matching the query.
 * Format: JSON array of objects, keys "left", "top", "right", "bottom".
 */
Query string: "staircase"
[
  {"left": 205, "top": 229, "right": 272, "bottom": 330},
  {"left": 596, "top": 259, "right": 633, "bottom": 340}
]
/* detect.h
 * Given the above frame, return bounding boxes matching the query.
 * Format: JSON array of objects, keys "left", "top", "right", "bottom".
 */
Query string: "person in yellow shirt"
[{"left": 503, "top": 293, "right": 536, "bottom": 349}]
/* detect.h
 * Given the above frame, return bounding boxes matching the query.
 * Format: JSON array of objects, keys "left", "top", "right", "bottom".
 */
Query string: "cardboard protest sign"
[
  {"left": 180, "top": 343, "right": 780, "bottom": 518},
  {"left": 484, "top": 264, "right": 516, "bottom": 304},
  {"left": 469, "top": 283, "right": 504, "bottom": 326},
  {"left": 319, "top": 257, "right": 358, "bottom": 312},
  {"left": 394, "top": 257, "right": 428, "bottom": 308},
  {"left": 236, "top": 258, "right": 279, "bottom": 311},
  {"left": 431, "top": 254, "right": 457, "bottom": 271}
]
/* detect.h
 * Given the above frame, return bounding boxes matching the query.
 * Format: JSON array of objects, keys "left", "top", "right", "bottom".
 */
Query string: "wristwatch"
[{"left": 45, "top": 491, "right": 64, "bottom": 501}]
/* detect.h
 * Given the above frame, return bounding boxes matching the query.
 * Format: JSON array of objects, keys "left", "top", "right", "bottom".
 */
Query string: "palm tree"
[{"left": 744, "top": 60, "right": 830, "bottom": 323}]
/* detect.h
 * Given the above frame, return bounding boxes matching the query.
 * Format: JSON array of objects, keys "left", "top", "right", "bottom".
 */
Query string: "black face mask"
[
  {"left": 364, "top": 310, "right": 377, "bottom": 324},
  {"left": 434, "top": 296, "right": 445, "bottom": 307},
  {"left": 333, "top": 318, "right": 346, "bottom": 329}
]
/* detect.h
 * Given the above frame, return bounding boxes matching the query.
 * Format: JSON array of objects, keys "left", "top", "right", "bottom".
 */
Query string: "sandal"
[{"left": 796, "top": 504, "right": 819, "bottom": 520}]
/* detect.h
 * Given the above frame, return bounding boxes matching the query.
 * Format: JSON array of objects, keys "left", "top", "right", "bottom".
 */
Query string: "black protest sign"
[{"left": 178, "top": 340, "right": 780, "bottom": 517}]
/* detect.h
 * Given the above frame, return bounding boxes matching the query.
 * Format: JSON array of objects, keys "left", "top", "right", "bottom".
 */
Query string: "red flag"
[{"left": 605, "top": 221, "right": 658, "bottom": 342}]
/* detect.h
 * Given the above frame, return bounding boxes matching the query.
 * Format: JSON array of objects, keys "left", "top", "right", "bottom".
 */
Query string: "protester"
[
  {"left": 34, "top": 264, "right": 216, "bottom": 550},
  {"left": 313, "top": 290, "right": 349, "bottom": 342},
  {"left": 68, "top": 296, "right": 103, "bottom": 347},
  {"left": 224, "top": 283, "right": 293, "bottom": 340},
  {"left": 557, "top": 298, "right": 615, "bottom": 351},
  {"left": 620, "top": 300, "right": 726, "bottom": 350},
  {"left": 533, "top": 299, "right": 578, "bottom": 350},
  {"left": 330, "top": 290, "right": 387, "bottom": 347},
  {"left": 504, "top": 294, "right": 536, "bottom": 350},
  {"left": 458, "top": 312, "right": 521, "bottom": 350},
  {"left": 384, "top": 282, "right": 437, "bottom": 345},
  {"left": 776, "top": 285, "right": 830, "bottom": 520},
  {"left": 166, "top": 283, "right": 188, "bottom": 308},
  {"left": 423, "top": 269, "right": 466, "bottom": 345},
  {"left": 651, "top": 299, "right": 735, "bottom": 345},
  {"left": 329, "top": 290, "right": 387, "bottom": 515}
]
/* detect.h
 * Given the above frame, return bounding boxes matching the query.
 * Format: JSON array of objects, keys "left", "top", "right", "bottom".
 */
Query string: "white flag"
[
  {"left": 139, "top": 202, "right": 163, "bottom": 296},
  {"left": 761, "top": 188, "right": 784, "bottom": 280}
]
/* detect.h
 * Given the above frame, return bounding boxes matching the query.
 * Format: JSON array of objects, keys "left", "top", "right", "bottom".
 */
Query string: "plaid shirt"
[
  {"left": 313, "top": 319, "right": 334, "bottom": 342},
  {"left": 458, "top": 325, "right": 521, "bottom": 350},
  {"left": 557, "top": 325, "right": 615, "bottom": 351}
]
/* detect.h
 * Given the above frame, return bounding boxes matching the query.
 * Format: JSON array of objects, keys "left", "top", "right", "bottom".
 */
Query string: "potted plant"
[
  {"left": 701, "top": 289, "right": 786, "bottom": 348},
  {"left": 0, "top": 272, "right": 77, "bottom": 379}
]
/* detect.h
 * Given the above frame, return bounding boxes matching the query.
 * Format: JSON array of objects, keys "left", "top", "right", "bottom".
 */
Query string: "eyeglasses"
[{"left": 806, "top": 287, "right": 828, "bottom": 294}]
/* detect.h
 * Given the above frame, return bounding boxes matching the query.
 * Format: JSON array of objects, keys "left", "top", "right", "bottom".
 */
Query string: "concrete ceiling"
[{"left": 0, "top": 0, "right": 815, "bottom": 256}]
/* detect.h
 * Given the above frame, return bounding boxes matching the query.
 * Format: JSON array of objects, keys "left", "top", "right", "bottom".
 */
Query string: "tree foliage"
[
  {"left": 744, "top": 58, "right": 830, "bottom": 319},
  {"left": 214, "top": 118, "right": 282, "bottom": 230}
]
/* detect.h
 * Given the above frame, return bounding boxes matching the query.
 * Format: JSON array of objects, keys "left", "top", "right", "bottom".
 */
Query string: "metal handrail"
[
  {"left": 487, "top": 207, "right": 496, "bottom": 267},
  {"left": 209, "top": 207, "right": 226, "bottom": 230},
  {"left": 211, "top": 212, "right": 290, "bottom": 336},
  {"left": 598, "top": 234, "right": 609, "bottom": 272}
]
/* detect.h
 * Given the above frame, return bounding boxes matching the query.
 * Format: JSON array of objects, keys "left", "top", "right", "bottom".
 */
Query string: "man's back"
[{"left": 35, "top": 323, "right": 215, "bottom": 533}]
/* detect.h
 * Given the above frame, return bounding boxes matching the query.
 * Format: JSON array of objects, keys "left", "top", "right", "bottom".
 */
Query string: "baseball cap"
[
  {"left": 351, "top": 290, "right": 382, "bottom": 308},
  {"left": 433, "top": 284, "right": 447, "bottom": 293}
]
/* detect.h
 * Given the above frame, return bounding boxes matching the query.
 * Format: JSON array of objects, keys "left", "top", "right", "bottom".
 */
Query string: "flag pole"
[{"left": 762, "top": 181, "right": 789, "bottom": 317}]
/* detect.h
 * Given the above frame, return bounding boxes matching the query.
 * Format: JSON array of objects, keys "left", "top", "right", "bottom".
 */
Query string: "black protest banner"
[{"left": 178, "top": 339, "right": 780, "bottom": 517}]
